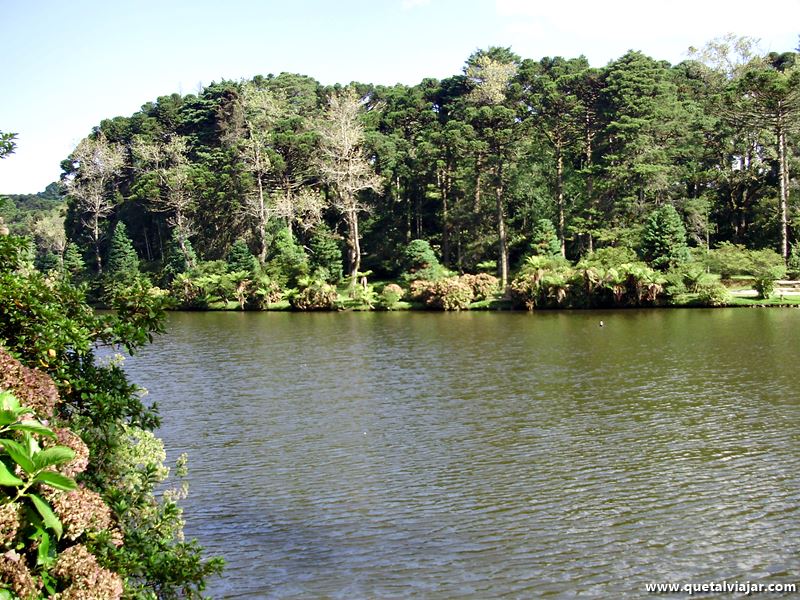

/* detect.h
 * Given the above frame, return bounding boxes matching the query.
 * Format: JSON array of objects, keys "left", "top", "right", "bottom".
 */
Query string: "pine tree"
[
  {"left": 106, "top": 222, "right": 139, "bottom": 283},
  {"left": 308, "top": 223, "right": 343, "bottom": 283},
  {"left": 226, "top": 239, "right": 257, "bottom": 276},
  {"left": 62, "top": 243, "right": 86, "bottom": 282},
  {"left": 531, "top": 219, "right": 562, "bottom": 257},
  {"left": 640, "top": 204, "right": 690, "bottom": 270}
]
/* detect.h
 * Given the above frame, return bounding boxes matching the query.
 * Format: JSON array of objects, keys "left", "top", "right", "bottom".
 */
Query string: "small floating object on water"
[{"left": 599, "top": 320, "right": 604, "bottom": 327}]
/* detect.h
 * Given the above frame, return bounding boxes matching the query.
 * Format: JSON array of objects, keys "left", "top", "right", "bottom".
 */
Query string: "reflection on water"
[{"left": 124, "top": 310, "right": 800, "bottom": 598}]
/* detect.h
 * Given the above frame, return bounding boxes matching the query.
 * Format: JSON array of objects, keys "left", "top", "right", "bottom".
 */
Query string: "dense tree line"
[{"left": 11, "top": 38, "right": 800, "bottom": 303}]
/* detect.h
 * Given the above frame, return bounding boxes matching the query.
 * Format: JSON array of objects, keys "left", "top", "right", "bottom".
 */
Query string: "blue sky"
[{"left": 2, "top": 0, "right": 798, "bottom": 194}]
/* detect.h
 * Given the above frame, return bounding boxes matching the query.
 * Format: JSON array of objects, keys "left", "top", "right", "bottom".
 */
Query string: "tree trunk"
[
  {"left": 439, "top": 168, "right": 450, "bottom": 266},
  {"left": 555, "top": 144, "right": 566, "bottom": 258},
  {"left": 473, "top": 153, "right": 483, "bottom": 213},
  {"left": 495, "top": 178, "right": 509, "bottom": 291},
  {"left": 347, "top": 207, "right": 361, "bottom": 287},
  {"left": 778, "top": 118, "right": 789, "bottom": 261},
  {"left": 256, "top": 172, "right": 268, "bottom": 265},
  {"left": 93, "top": 211, "right": 102, "bottom": 275},
  {"left": 585, "top": 118, "right": 595, "bottom": 254}
]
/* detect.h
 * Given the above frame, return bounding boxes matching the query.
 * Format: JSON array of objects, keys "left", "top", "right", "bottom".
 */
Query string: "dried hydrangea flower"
[
  {"left": 52, "top": 544, "right": 123, "bottom": 600},
  {"left": 0, "top": 346, "right": 60, "bottom": 418},
  {"left": 46, "top": 486, "right": 114, "bottom": 540},
  {"left": 46, "top": 428, "right": 90, "bottom": 477},
  {"left": 0, "top": 549, "right": 41, "bottom": 599},
  {"left": 0, "top": 503, "right": 21, "bottom": 549}
]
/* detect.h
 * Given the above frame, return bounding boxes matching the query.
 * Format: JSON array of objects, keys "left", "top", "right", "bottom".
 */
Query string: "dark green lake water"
[{"left": 123, "top": 309, "right": 800, "bottom": 598}]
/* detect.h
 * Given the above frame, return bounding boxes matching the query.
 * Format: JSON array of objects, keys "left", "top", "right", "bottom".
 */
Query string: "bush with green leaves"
[
  {"left": 749, "top": 249, "right": 786, "bottom": 299},
  {"left": 509, "top": 255, "right": 573, "bottom": 310},
  {"left": 0, "top": 386, "right": 124, "bottom": 600},
  {"left": 401, "top": 239, "right": 449, "bottom": 282},
  {"left": 379, "top": 283, "right": 404, "bottom": 309},
  {"left": 346, "top": 281, "right": 378, "bottom": 310},
  {"left": 266, "top": 228, "right": 309, "bottom": 288},
  {"left": 0, "top": 234, "right": 222, "bottom": 598},
  {"left": 696, "top": 280, "right": 731, "bottom": 306},
  {"left": 704, "top": 242, "right": 756, "bottom": 279},
  {"left": 308, "top": 223, "right": 342, "bottom": 284},
  {"left": 578, "top": 246, "right": 639, "bottom": 269},
  {"left": 511, "top": 253, "right": 666, "bottom": 309},
  {"left": 289, "top": 276, "right": 338, "bottom": 311}
]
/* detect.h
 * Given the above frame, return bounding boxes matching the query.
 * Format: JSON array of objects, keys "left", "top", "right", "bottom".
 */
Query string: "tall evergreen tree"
[{"left": 106, "top": 221, "right": 140, "bottom": 283}]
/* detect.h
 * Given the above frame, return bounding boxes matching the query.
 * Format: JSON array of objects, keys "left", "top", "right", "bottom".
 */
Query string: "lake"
[{"left": 122, "top": 309, "right": 800, "bottom": 598}]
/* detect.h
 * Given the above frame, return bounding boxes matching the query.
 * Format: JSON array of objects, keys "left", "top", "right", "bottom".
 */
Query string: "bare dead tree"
[
  {"left": 315, "top": 87, "right": 382, "bottom": 286},
  {"left": 64, "top": 133, "right": 125, "bottom": 274}
]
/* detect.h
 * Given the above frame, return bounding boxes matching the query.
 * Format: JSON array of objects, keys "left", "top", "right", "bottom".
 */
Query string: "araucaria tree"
[
  {"left": 464, "top": 47, "right": 521, "bottom": 289},
  {"left": 64, "top": 133, "right": 125, "bottom": 274},
  {"left": 737, "top": 55, "right": 800, "bottom": 260},
  {"left": 316, "top": 87, "right": 382, "bottom": 286},
  {"left": 133, "top": 135, "right": 196, "bottom": 269}
]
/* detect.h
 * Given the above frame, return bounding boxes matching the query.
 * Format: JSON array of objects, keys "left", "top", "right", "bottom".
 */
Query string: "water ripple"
[{"left": 124, "top": 310, "right": 800, "bottom": 598}]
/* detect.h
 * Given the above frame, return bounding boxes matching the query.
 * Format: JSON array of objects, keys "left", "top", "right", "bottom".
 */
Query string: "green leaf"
[
  {"left": 33, "top": 471, "right": 76, "bottom": 491},
  {"left": 0, "top": 438, "right": 35, "bottom": 474},
  {"left": 0, "top": 588, "right": 14, "bottom": 600},
  {"left": 29, "top": 494, "right": 62, "bottom": 539},
  {"left": 0, "top": 410, "right": 18, "bottom": 428},
  {"left": 0, "top": 391, "right": 21, "bottom": 412},
  {"left": 8, "top": 421, "right": 56, "bottom": 438},
  {"left": 33, "top": 447, "right": 75, "bottom": 471},
  {"left": 34, "top": 527, "right": 53, "bottom": 568},
  {"left": 0, "top": 461, "right": 23, "bottom": 486}
]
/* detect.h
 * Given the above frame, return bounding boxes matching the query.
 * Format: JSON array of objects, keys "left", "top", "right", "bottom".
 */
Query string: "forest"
[{"left": 3, "top": 36, "right": 800, "bottom": 310}]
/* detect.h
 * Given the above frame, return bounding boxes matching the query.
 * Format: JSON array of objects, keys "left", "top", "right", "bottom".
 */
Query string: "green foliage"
[
  {"left": 0, "top": 234, "right": 220, "bottom": 597},
  {"left": 402, "top": 239, "right": 439, "bottom": 272},
  {"left": 639, "top": 204, "right": 690, "bottom": 270},
  {"left": 787, "top": 243, "right": 800, "bottom": 279},
  {"left": 266, "top": 228, "right": 309, "bottom": 288},
  {"left": 577, "top": 246, "right": 638, "bottom": 269},
  {"left": 379, "top": 283, "right": 404, "bottom": 309},
  {"left": 61, "top": 243, "right": 86, "bottom": 283},
  {"left": 308, "top": 223, "right": 342, "bottom": 284},
  {"left": 511, "top": 252, "right": 667, "bottom": 309},
  {"left": 696, "top": 280, "right": 731, "bottom": 306},
  {"left": 400, "top": 240, "right": 450, "bottom": 283},
  {"left": 346, "top": 281, "right": 378, "bottom": 310},
  {"left": 531, "top": 219, "right": 561, "bottom": 256},
  {"left": 704, "top": 242, "right": 754, "bottom": 278},
  {"left": 749, "top": 247, "right": 786, "bottom": 298},
  {"left": 705, "top": 243, "right": 785, "bottom": 297},
  {"left": 0, "top": 131, "right": 17, "bottom": 159},
  {"left": 288, "top": 276, "right": 338, "bottom": 310},
  {"left": 106, "top": 222, "right": 140, "bottom": 289},
  {"left": 226, "top": 239, "right": 257, "bottom": 277},
  {"left": 161, "top": 230, "right": 197, "bottom": 286}
]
